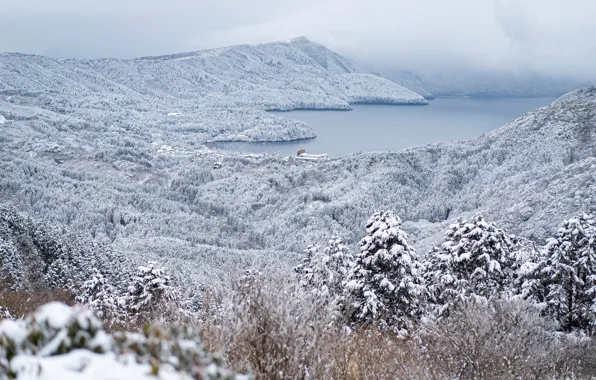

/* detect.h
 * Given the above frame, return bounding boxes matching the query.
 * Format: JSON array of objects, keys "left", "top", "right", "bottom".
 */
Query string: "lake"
[{"left": 208, "top": 97, "right": 558, "bottom": 157}]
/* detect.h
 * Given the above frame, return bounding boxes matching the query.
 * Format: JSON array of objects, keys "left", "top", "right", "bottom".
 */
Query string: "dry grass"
[
  {"left": 0, "top": 288, "right": 75, "bottom": 319},
  {"left": 198, "top": 277, "right": 596, "bottom": 380},
  {"left": 200, "top": 275, "right": 332, "bottom": 379},
  {"left": 418, "top": 299, "right": 596, "bottom": 379},
  {"left": 199, "top": 274, "right": 426, "bottom": 379}
]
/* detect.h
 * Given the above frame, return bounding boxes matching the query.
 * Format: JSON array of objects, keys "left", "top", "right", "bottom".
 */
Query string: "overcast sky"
[{"left": 0, "top": 0, "right": 594, "bottom": 80}]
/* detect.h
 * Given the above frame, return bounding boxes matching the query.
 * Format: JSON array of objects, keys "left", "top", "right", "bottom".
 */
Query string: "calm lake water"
[{"left": 208, "top": 97, "right": 558, "bottom": 157}]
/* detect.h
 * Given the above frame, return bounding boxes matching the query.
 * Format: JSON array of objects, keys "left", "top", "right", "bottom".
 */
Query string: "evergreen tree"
[
  {"left": 126, "top": 261, "right": 180, "bottom": 320},
  {"left": 296, "top": 236, "right": 353, "bottom": 299},
  {"left": 522, "top": 214, "right": 596, "bottom": 332},
  {"left": 295, "top": 244, "right": 321, "bottom": 289},
  {"left": 425, "top": 215, "right": 520, "bottom": 318},
  {"left": 344, "top": 211, "right": 425, "bottom": 333},
  {"left": 77, "top": 268, "right": 123, "bottom": 323}
]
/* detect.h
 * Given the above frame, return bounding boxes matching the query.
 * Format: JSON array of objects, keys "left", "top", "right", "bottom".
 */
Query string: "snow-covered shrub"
[
  {"left": 344, "top": 210, "right": 425, "bottom": 333},
  {"left": 424, "top": 215, "right": 520, "bottom": 318},
  {"left": 126, "top": 261, "right": 180, "bottom": 322},
  {"left": 0, "top": 302, "right": 109, "bottom": 377},
  {"left": 0, "top": 306, "right": 12, "bottom": 320},
  {"left": 0, "top": 302, "right": 243, "bottom": 379},
  {"left": 216, "top": 273, "right": 333, "bottom": 379},
  {"left": 112, "top": 325, "right": 238, "bottom": 379},
  {"left": 419, "top": 299, "right": 591, "bottom": 379},
  {"left": 295, "top": 236, "right": 353, "bottom": 301},
  {"left": 521, "top": 214, "right": 596, "bottom": 333}
]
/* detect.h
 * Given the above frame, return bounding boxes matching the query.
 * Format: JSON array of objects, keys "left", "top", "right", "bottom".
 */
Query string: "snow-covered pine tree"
[
  {"left": 295, "top": 244, "right": 321, "bottom": 288},
  {"left": 77, "top": 268, "right": 123, "bottom": 324},
  {"left": 322, "top": 236, "right": 354, "bottom": 296},
  {"left": 344, "top": 211, "right": 425, "bottom": 333},
  {"left": 126, "top": 261, "right": 180, "bottom": 321},
  {"left": 523, "top": 214, "right": 596, "bottom": 333},
  {"left": 424, "top": 215, "right": 520, "bottom": 318},
  {"left": 296, "top": 236, "right": 353, "bottom": 299}
]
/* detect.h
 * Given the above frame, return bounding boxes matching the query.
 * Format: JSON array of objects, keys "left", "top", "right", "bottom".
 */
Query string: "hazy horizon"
[{"left": 0, "top": 0, "right": 595, "bottom": 82}]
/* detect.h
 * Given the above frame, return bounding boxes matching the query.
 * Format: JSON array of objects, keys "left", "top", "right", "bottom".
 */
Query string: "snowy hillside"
[
  {"left": 1, "top": 77, "right": 594, "bottom": 287},
  {"left": 0, "top": 38, "right": 426, "bottom": 113},
  {"left": 289, "top": 36, "right": 367, "bottom": 74},
  {"left": 0, "top": 38, "right": 428, "bottom": 144},
  {"left": 330, "top": 73, "right": 428, "bottom": 104}
]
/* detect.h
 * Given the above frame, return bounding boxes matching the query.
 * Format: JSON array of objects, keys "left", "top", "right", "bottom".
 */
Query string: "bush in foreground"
[
  {"left": 418, "top": 299, "right": 596, "bottom": 379},
  {"left": 201, "top": 272, "right": 596, "bottom": 379},
  {"left": 0, "top": 302, "right": 244, "bottom": 379}
]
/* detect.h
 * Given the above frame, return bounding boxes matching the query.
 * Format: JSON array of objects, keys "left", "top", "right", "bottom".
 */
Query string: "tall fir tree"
[
  {"left": 521, "top": 214, "right": 596, "bottom": 332},
  {"left": 126, "top": 261, "right": 180, "bottom": 321},
  {"left": 425, "top": 215, "right": 520, "bottom": 318},
  {"left": 76, "top": 268, "right": 123, "bottom": 324},
  {"left": 296, "top": 236, "right": 353, "bottom": 299},
  {"left": 344, "top": 210, "right": 425, "bottom": 333}
]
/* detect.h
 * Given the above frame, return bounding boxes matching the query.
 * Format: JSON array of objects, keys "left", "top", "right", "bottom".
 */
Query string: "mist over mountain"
[{"left": 377, "top": 66, "right": 586, "bottom": 99}]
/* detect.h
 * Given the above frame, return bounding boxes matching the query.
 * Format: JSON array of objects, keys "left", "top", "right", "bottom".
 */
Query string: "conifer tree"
[
  {"left": 77, "top": 268, "right": 122, "bottom": 323},
  {"left": 425, "top": 215, "right": 520, "bottom": 318},
  {"left": 522, "top": 214, "right": 596, "bottom": 332},
  {"left": 296, "top": 236, "right": 353, "bottom": 299},
  {"left": 126, "top": 261, "right": 179, "bottom": 320},
  {"left": 344, "top": 211, "right": 425, "bottom": 332}
]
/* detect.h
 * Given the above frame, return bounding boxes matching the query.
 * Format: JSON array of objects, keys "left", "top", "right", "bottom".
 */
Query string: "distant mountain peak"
[{"left": 288, "top": 36, "right": 315, "bottom": 44}]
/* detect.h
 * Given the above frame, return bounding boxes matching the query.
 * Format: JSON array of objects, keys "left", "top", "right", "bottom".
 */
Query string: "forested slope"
[{"left": 1, "top": 85, "right": 594, "bottom": 286}]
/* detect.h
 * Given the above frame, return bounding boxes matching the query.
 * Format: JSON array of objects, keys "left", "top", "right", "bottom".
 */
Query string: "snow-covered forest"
[
  {"left": 1, "top": 82, "right": 594, "bottom": 286},
  {"left": 1, "top": 37, "right": 596, "bottom": 378},
  {"left": 0, "top": 38, "right": 426, "bottom": 143}
]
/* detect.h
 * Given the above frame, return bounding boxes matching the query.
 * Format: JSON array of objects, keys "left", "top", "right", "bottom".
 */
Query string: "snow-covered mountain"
[
  {"left": 0, "top": 38, "right": 428, "bottom": 143},
  {"left": 0, "top": 38, "right": 426, "bottom": 113},
  {"left": 288, "top": 36, "right": 368, "bottom": 74}
]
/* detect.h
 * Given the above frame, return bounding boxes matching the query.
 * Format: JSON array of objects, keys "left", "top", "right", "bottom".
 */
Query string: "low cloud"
[{"left": 0, "top": 0, "right": 594, "bottom": 81}]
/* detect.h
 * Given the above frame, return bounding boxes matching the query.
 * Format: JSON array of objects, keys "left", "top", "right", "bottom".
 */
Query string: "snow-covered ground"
[{"left": 12, "top": 351, "right": 187, "bottom": 380}]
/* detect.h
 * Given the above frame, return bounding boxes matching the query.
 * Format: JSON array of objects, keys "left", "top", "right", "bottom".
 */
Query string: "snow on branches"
[
  {"left": 126, "top": 261, "right": 180, "bottom": 321},
  {"left": 521, "top": 214, "right": 596, "bottom": 332},
  {"left": 295, "top": 236, "right": 353, "bottom": 299},
  {"left": 344, "top": 210, "right": 425, "bottom": 333},
  {"left": 424, "top": 215, "right": 521, "bottom": 318}
]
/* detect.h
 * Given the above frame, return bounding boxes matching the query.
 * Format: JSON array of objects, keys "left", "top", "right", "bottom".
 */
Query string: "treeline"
[
  {"left": 296, "top": 210, "right": 596, "bottom": 335},
  {"left": 2, "top": 207, "right": 596, "bottom": 378},
  {"left": 3, "top": 204, "right": 596, "bottom": 335}
]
